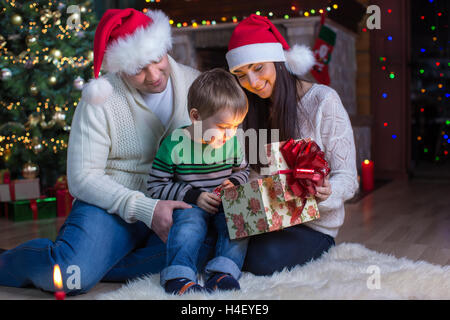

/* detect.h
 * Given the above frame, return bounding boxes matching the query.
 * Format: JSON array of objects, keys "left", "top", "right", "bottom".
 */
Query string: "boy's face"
[
  {"left": 190, "top": 108, "right": 246, "bottom": 149},
  {"left": 122, "top": 55, "right": 171, "bottom": 94}
]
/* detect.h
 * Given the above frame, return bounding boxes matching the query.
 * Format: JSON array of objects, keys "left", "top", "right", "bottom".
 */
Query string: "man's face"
[{"left": 122, "top": 55, "right": 171, "bottom": 94}]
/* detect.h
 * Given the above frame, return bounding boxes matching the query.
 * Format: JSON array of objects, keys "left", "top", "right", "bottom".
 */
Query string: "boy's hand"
[
  {"left": 197, "top": 192, "right": 221, "bottom": 214},
  {"left": 221, "top": 179, "right": 235, "bottom": 189}
]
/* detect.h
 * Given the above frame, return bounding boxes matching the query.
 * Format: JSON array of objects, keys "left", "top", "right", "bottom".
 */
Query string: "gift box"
[
  {"left": 221, "top": 138, "right": 330, "bottom": 240},
  {"left": 0, "top": 169, "right": 10, "bottom": 184},
  {"left": 0, "top": 178, "right": 41, "bottom": 202},
  {"left": 56, "top": 189, "right": 74, "bottom": 217},
  {"left": 222, "top": 175, "right": 320, "bottom": 239},
  {"left": 6, "top": 197, "right": 57, "bottom": 222}
]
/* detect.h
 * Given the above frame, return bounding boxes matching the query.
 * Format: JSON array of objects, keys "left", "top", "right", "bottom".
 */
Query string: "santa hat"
[
  {"left": 83, "top": 9, "right": 172, "bottom": 105},
  {"left": 226, "top": 14, "right": 315, "bottom": 76}
]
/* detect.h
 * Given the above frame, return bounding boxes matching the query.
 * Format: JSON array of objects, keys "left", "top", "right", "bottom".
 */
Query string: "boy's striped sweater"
[{"left": 147, "top": 128, "right": 250, "bottom": 204}]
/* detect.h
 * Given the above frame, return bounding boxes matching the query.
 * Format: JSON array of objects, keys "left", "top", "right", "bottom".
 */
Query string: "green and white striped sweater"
[{"left": 147, "top": 128, "right": 250, "bottom": 204}]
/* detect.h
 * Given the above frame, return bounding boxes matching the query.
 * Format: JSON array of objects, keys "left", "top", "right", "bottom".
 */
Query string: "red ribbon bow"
[{"left": 278, "top": 139, "right": 331, "bottom": 199}]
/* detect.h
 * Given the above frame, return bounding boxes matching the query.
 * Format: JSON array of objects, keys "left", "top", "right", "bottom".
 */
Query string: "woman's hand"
[
  {"left": 197, "top": 192, "right": 221, "bottom": 214},
  {"left": 315, "top": 177, "right": 332, "bottom": 202}
]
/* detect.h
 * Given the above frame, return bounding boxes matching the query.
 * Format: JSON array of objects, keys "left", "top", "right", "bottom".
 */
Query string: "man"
[{"left": 0, "top": 8, "right": 213, "bottom": 295}]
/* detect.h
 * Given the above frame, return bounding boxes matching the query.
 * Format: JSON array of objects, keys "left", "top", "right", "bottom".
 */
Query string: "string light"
[{"left": 148, "top": 4, "right": 341, "bottom": 29}]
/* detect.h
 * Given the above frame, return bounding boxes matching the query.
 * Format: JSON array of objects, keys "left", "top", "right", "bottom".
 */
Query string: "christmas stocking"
[{"left": 310, "top": 23, "right": 336, "bottom": 85}]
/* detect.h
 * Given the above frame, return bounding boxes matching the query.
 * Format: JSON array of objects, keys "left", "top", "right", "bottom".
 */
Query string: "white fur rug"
[{"left": 97, "top": 243, "right": 450, "bottom": 300}]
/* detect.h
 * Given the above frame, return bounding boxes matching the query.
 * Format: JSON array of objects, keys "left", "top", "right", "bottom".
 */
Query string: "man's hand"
[
  {"left": 197, "top": 192, "right": 221, "bottom": 214},
  {"left": 221, "top": 179, "right": 235, "bottom": 190},
  {"left": 152, "top": 200, "right": 192, "bottom": 243}
]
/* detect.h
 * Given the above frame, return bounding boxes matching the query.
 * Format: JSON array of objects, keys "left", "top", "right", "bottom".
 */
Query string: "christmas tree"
[{"left": 0, "top": 0, "right": 98, "bottom": 188}]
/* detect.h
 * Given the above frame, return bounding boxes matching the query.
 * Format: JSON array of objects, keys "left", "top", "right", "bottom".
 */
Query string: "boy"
[{"left": 147, "top": 68, "right": 250, "bottom": 295}]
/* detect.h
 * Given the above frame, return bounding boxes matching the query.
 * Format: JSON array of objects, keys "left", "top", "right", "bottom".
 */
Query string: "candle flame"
[
  {"left": 53, "top": 264, "right": 63, "bottom": 290},
  {"left": 364, "top": 160, "right": 370, "bottom": 165}
]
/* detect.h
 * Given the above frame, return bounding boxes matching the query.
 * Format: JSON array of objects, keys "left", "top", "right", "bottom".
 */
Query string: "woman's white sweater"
[
  {"left": 67, "top": 56, "right": 200, "bottom": 228},
  {"left": 251, "top": 84, "right": 359, "bottom": 238}
]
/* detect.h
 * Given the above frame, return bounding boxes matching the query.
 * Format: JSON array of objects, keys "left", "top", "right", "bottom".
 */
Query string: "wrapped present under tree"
[{"left": 6, "top": 197, "right": 56, "bottom": 222}]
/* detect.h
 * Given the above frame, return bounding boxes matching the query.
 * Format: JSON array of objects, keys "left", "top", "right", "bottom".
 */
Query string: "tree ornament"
[
  {"left": 52, "top": 111, "right": 66, "bottom": 126},
  {"left": 18, "top": 50, "right": 28, "bottom": 60},
  {"left": 26, "top": 113, "right": 43, "bottom": 128},
  {"left": 50, "top": 48, "right": 62, "bottom": 60},
  {"left": 73, "top": 76, "right": 85, "bottom": 90},
  {"left": 1, "top": 68, "right": 12, "bottom": 81},
  {"left": 25, "top": 35, "right": 38, "bottom": 46},
  {"left": 3, "top": 148, "right": 12, "bottom": 161},
  {"left": 40, "top": 9, "right": 61, "bottom": 25},
  {"left": 0, "top": 35, "right": 6, "bottom": 49},
  {"left": 48, "top": 75, "right": 58, "bottom": 86},
  {"left": 31, "top": 137, "right": 43, "bottom": 154},
  {"left": 11, "top": 14, "right": 23, "bottom": 26},
  {"left": 24, "top": 58, "right": 34, "bottom": 69},
  {"left": 87, "top": 50, "right": 94, "bottom": 62},
  {"left": 22, "top": 161, "right": 39, "bottom": 179},
  {"left": 40, "top": 119, "right": 56, "bottom": 129},
  {"left": 29, "top": 83, "right": 39, "bottom": 96}
]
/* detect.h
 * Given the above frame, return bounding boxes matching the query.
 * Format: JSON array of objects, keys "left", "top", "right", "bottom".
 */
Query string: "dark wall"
[{"left": 370, "top": 0, "right": 411, "bottom": 179}]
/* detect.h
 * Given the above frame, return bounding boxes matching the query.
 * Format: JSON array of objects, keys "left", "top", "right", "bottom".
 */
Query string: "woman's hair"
[
  {"left": 188, "top": 68, "right": 248, "bottom": 119},
  {"left": 242, "top": 62, "right": 306, "bottom": 172}
]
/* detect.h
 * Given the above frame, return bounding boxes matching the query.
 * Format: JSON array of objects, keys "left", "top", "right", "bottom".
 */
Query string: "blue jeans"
[
  {"left": 0, "top": 200, "right": 215, "bottom": 295},
  {"left": 0, "top": 200, "right": 334, "bottom": 295},
  {"left": 160, "top": 205, "right": 248, "bottom": 286}
]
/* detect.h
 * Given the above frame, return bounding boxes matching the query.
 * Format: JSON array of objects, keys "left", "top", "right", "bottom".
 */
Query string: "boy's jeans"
[
  {"left": 0, "top": 200, "right": 215, "bottom": 295},
  {"left": 160, "top": 205, "right": 248, "bottom": 286}
]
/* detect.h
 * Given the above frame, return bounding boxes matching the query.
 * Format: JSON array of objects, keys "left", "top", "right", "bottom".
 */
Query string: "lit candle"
[
  {"left": 53, "top": 264, "right": 66, "bottom": 300},
  {"left": 361, "top": 160, "right": 374, "bottom": 192}
]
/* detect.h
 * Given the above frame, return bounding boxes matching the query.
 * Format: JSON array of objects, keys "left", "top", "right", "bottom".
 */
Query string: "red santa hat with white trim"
[
  {"left": 226, "top": 14, "right": 315, "bottom": 76},
  {"left": 82, "top": 8, "right": 172, "bottom": 105}
]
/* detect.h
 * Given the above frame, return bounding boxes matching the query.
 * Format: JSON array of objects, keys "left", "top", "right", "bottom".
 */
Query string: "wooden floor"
[{"left": 0, "top": 179, "right": 449, "bottom": 300}]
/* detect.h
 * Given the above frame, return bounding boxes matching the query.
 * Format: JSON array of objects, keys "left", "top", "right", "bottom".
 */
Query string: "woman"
[{"left": 226, "top": 14, "right": 359, "bottom": 275}]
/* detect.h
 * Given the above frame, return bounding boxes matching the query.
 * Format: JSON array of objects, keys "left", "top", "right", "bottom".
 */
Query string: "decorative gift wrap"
[
  {"left": 7, "top": 197, "right": 57, "bottom": 222},
  {"left": 0, "top": 178, "right": 41, "bottom": 202},
  {"left": 46, "top": 175, "right": 74, "bottom": 217},
  {"left": 0, "top": 169, "right": 10, "bottom": 184},
  {"left": 221, "top": 175, "right": 320, "bottom": 240},
  {"left": 221, "top": 138, "right": 330, "bottom": 240},
  {"left": 56, "top": 189, "right": 74, "bottom": 217}
]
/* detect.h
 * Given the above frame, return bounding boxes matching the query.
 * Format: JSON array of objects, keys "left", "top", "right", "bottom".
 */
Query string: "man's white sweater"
[{"left": 67, "top": 56, "right": 200, "bottom": 228}]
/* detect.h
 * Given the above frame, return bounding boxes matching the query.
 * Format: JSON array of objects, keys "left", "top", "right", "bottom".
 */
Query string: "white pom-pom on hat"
[
  {"left": 82, "top": 77, "right": 113, "bottom": 106},
  {"left": 284, "top": 44, "right": 316, "bottom": 77}
]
